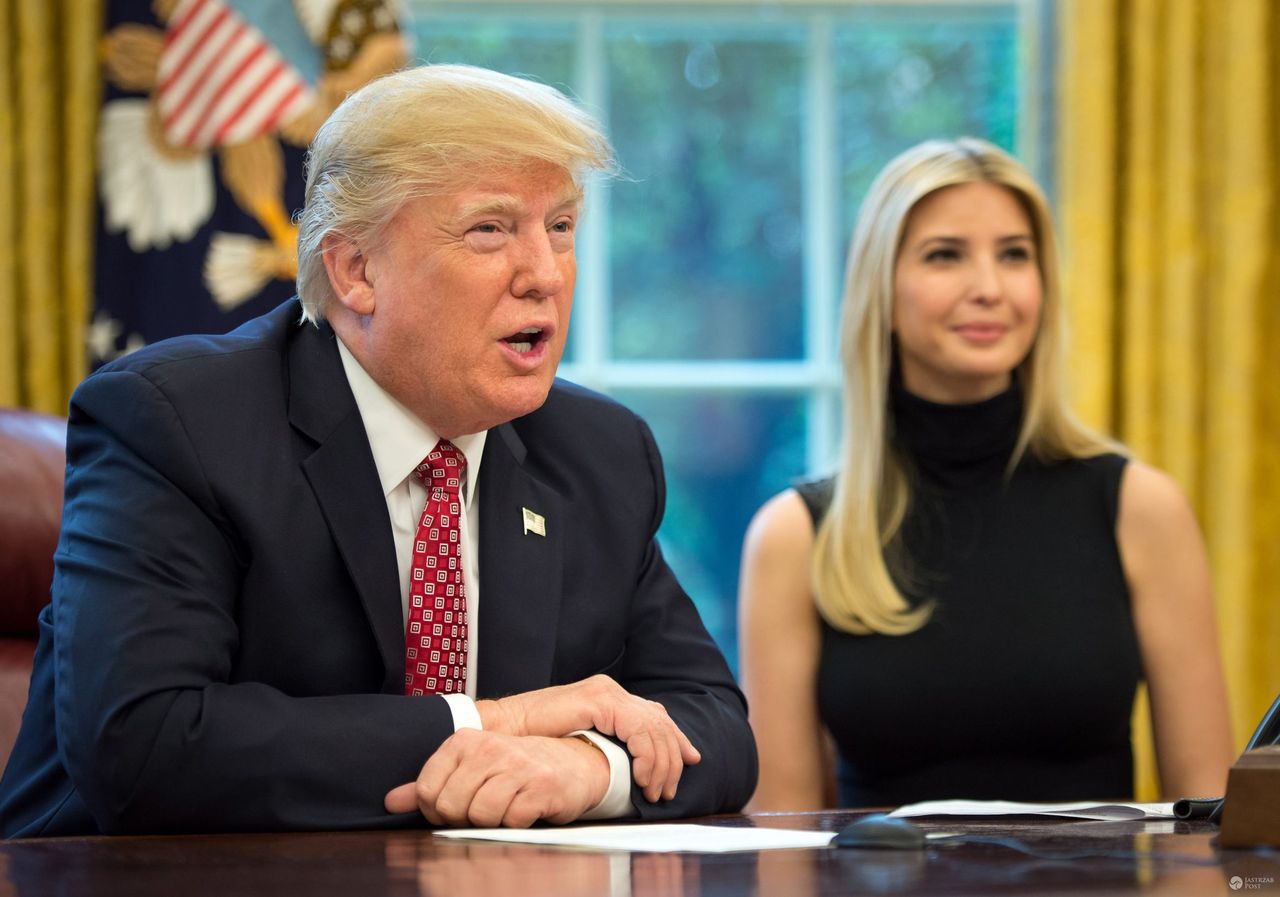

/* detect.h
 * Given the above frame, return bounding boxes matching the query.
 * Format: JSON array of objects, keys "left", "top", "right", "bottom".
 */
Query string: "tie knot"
[{"left": 415, "top": 439, "right": 465, "bottom": 493}]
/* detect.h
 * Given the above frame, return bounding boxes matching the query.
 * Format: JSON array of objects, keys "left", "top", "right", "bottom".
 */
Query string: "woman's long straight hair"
[{"left": 812, "top": 138, "right": 1120, "bottom": 635}]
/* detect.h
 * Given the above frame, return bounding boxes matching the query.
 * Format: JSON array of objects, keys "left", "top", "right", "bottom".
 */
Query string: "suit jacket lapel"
[
  {"left": 476, "top": 422, "right": 564, "bottom": 698},
  {"left": 288, "top": 322, "right": 405, "bottom": 693}
]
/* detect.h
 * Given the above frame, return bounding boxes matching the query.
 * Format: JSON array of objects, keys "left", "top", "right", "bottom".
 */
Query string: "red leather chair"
[{"left": 0, "top": 408, "right": 66, "bottom": 767}]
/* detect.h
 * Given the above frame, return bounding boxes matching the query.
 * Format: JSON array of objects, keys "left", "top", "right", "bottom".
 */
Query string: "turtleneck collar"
[{"left": 889, "top": 367, "right": 1024, "bottom": 489}]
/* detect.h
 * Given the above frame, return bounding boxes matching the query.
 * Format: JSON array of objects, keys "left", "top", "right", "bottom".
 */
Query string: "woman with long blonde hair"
[{"left": 739, "top": 138, "right": 1233, "bottom": 809}]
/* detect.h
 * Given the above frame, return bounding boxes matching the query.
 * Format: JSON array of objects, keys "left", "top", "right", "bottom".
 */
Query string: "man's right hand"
[
  {"left": 385, "top": 730, "right": 610, "bottom": 827},
  {"left": 476, "top": 675, "right": 701, "bottom": 803}
]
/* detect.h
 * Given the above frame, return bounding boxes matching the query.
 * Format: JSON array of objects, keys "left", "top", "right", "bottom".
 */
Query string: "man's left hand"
[
  {"left": 477, "top": 675, "right": 700, "bottom": 803},
  {"left": 383, "top": 729, "right": 610, "bottom": 827}
]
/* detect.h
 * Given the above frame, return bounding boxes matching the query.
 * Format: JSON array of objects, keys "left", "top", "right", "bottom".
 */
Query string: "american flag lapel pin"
[{"left": 522, "top": 507, "right": 546, "bottom": 537}]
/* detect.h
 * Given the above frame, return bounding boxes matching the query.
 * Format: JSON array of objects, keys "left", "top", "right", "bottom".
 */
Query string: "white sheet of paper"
[
  {"left": 890, "top": 799, "right": 1177, "bottom": 821},
  {"left": 433, "top": 823, "right": 837, "bottom": 853}
]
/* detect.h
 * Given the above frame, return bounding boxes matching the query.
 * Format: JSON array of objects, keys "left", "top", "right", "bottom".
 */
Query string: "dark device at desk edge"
[{"left": 1202, "top": 692, "right": 1280, "bottom": 825}]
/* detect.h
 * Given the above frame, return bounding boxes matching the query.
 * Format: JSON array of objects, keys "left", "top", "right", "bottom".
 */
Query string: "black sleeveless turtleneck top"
[{"left": 796, "top": 380, "right": 1140, "bottom": 806}]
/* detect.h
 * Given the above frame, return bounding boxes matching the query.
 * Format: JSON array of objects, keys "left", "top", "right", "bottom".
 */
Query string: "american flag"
[{"left": 155, "top": 0, "right": 315, "bottom": 150}]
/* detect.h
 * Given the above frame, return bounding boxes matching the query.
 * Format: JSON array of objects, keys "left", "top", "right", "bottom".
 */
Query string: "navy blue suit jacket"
[{"left": 0, "top": 300, "right": 756, "bottom": 836}]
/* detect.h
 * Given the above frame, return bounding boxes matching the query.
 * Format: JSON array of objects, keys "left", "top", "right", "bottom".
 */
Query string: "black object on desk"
[{"left": 1209, "top": 692, "right": 1280, "bottom": 826}]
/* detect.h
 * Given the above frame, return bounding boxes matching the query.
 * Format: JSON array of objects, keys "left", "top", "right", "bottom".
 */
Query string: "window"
[{"left": 411, "top": 1, "right": 1051, "bottom": 671}]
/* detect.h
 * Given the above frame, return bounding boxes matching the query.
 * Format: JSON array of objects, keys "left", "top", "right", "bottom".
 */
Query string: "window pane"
[
  {"left": 410, "top": 18, "right": 576, "bottom": 87},
  {"left": 835, "top": 14, "right": 1020, "bottom": 239},
  {"left": 607, "top": 27, "right": 807, "bottom": 361},
  {"left": 614, "top": 391, "right": 808, "bottom": 671}
]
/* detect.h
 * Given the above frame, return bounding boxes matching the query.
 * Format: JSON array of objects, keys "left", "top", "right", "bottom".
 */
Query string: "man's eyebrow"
[
  {"left": 453, "top": 188, "right": 584, "bottom": 221},
  {"left": 455, "top": 194, "right": 526, "bottom": 220}
]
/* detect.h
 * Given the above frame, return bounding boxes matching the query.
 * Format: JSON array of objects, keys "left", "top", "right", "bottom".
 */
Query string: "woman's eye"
[
  {"left": 924, "top": 248, "right": 960, "bottom": 263},
  {"left": 1002, "top": 246, "right": 1034, "bottom": 262}
]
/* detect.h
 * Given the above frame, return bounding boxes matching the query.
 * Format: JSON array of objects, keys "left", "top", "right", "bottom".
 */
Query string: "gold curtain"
[
  {"left": 1059, "top": 0, "right": 1280, "bottom": 798},
  {"left": 0, "top": 0, "right": 101, "bottom": 413}
]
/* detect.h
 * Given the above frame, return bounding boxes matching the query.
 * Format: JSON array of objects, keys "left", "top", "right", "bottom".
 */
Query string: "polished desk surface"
[{"left": 1, "top": 811, "right": 1276, "bottom": 897}]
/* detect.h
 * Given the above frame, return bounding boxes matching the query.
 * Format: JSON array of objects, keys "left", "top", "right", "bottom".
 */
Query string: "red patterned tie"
[{"left": 404, "top": 439, "right": 468, "bottom": 696}]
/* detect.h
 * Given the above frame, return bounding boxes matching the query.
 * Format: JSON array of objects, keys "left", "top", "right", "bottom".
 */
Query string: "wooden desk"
[{"left": 0, "top": 812, "right": 1275, "bottom": 896}]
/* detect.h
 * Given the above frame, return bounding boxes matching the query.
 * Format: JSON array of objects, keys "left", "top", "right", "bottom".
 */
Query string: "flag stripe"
[
  {"left": 223, "top": 79, "right": 307, "bottom": 145},
  {"left": 163, "top": 0, "right": 206, "bottom": 50},
  {"left": 177, "top": 31, "right": 258, "bottom": 135},
  {"left": 212, "top": 60, "right": 293, "bottom": 144},
  {"left": 173, "top": 41, "right": 269, "bottom": 147},
  {"left": 156, "top": 0, "right": 313, "bottom": 150},
  {"left": 157, "top": 0, "right": 227, "bottom": 96},
  {"left": 165, "top": 22, "right": 257, "bottom": 138},
  {"left": 161, "top": 15, "right": 244, "bottom": 131},
  {"left": 186, "top": 48, "right": 277, "bottom": 148}
]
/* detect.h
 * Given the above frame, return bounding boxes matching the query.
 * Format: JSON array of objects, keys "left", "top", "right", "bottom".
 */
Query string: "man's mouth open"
[{"left": 501, "top": 327, "right": 548, "bottom": 356}]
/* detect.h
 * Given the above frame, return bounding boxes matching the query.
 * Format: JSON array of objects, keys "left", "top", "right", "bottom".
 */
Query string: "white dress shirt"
[{"left": 336, "top": 339, "right": 631, "bottom": 819}]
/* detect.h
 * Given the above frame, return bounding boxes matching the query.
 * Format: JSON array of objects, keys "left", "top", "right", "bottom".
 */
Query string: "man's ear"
[{"left": 321, "top": 232, "right": 376, "bottom": 316}]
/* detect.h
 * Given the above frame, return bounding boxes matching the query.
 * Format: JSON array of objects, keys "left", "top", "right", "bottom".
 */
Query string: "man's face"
[{"left": 348, "top": 162, "right": 581, "bottom": 436}]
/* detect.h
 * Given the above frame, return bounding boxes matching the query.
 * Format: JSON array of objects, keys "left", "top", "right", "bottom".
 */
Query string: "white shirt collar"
[{"left": 335, "top": 338, "right": 486, "bottom": 507}]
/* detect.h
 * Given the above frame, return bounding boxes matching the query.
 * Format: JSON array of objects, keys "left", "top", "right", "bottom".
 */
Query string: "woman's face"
[{"left": 892, "top": 181, "right": 1043, "bottom": 404}]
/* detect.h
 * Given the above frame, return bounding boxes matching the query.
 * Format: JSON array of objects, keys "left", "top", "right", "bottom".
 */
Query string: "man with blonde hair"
[{"left": 0, "top": 65, "right": 756, "bottom": 836}]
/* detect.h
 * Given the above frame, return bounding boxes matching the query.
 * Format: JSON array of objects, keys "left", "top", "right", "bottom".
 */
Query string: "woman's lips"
[{"left": 953, "top": 323, "right": 1008, "bottom": 344}]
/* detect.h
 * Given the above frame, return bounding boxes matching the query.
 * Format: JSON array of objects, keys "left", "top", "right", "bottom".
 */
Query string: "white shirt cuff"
[
  {"left": 442, "top": 693, "right": 482, "bottom": 731},
  {"left": 572, "top": 729, "right": 637, "bottom": 820}
]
